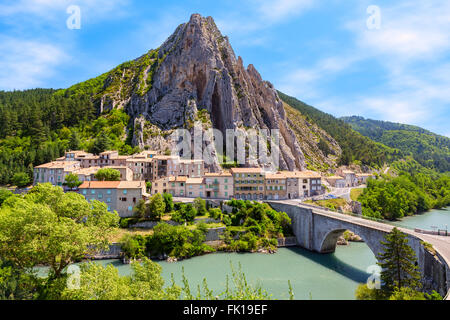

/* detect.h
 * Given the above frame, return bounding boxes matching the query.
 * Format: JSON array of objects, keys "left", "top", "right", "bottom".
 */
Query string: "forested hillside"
[
  {"left": 278, "top": 92, "right": 402, "bottom": 168},
  {"left": 341, "top": 116, "right": 450, "bottom": 173},
  {"left": 0, "top": 89, "right": 138, "bottom": 185}
]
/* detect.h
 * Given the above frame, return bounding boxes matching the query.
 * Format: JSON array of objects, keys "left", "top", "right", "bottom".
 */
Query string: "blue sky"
[{"left": 0, "top": 0, "right": 449, "bottom": 137}]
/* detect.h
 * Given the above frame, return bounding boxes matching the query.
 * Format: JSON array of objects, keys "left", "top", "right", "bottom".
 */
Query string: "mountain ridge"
[
  {"left": 341, "top": 116, "right": 450, "bottom": 173},
  {"left": 56, "top": 14, "right": 342, "bottom": 172},
  {"left": 1, "top": 13, "right": 443, "bottom": 185}
]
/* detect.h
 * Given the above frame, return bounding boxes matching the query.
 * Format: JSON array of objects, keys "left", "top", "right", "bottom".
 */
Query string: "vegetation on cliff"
[
  {"left": 359, "top": 173, "right": 450, "bottom": 220},
  {"left": 278, "top": 92, "right": 402, "bottom": 168},
  {"left": 342, "top": 116, "right": 450, "bottom": 173}
]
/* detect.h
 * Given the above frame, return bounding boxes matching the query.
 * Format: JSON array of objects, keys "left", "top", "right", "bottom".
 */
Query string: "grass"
[
  {"left": 350, "top": 188, "right": 364, "bottom": 201},
  {"left": 304, "top": 198, "right": 348, "bottom": 211},
  {"left": 109, "top": 228, "right": 154, "bottom": 243}
]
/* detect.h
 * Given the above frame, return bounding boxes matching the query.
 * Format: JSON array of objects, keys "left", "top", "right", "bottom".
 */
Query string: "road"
[{"left": 273, "top": 200, "right": 450, "bottom": 299}]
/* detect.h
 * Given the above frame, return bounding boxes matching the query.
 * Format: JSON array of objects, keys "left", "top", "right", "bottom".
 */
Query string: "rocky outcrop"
[{"left": 84, "top": 13, "right": 342, "bottom": 172}]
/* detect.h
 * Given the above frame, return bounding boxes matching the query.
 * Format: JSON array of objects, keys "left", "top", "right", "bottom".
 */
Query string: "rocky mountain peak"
[{"left": 80, "top": 14, "right": 340, "bottom": 172}]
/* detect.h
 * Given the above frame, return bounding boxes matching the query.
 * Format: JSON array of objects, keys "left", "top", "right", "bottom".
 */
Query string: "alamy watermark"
[
  {"left": 169, "top": 123, "right": 280, "bottom": 172},
  {"left": 66, "top": 5, "right": 81, "bottom": 30},
  {"left": 366, "top": 5, "right": 381, "bottom": 30},
  {"left": 66, "top": 265, "right": 81, "bottom": 290},
  {"left": 366, "top": 265, "right": 381, "bottom": 289}
]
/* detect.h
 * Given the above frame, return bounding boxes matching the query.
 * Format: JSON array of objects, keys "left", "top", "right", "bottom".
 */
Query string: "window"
[
  {"left": 121, "top": 197, "right": 127, "bottom": 202},
  {"left": 107, "top": 189, "right": 111, "bottom": 194},
  {"left": 128, "top": 206, "right": 132, "bottom": 211},
  {"left": 123, "top": 190, "right": 127, "bottom": 195},
  {"left": 82, "top": 190, "right": 87, "bottom": 195},
  {"left": 225, "top": 185, "right": 228, "bottom": 190},
  {"left": 225, "top": 192, "right": 228, "bottom": 197},
  {"left": 98, "top": 193, "right": 103, "bottom": 199},
  {"left": 224, "top": 178, "right": 228, "bottom": 183},
  {"left": 106, "top": 198, "right": 111, "bottom": 203},
  {"left": 91, "top": 190, "right": 95, "bottom": 194}
]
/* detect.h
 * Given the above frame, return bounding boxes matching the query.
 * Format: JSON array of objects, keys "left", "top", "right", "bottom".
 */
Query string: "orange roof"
[
  {"left": 186, "top": 178, "right": 204, "bottom": 184},
  {"left": 79, "top": 181, "right": 121, "bottom": 189},
  {"left": 168, "top": 176, "right": 188, "bottom": 182},
  {"left": 204, "top": 171, "right": 232, "bottom": 177},
  {"left": 35, "top": 161, "right": 80, "bottom": 169},
  {"left": 326, "top": 175, "right": 344, "bottom": 180},
  {"left": 230, "top": 167, "right": 263, "bottom": 174},
  {"left": 281, "top": 170, "right": 321, "bottom": 178},
  {"left": 265, "top": 172, "right": 287, "bottom": 179},
  {"left": 117, "top": 181, "right": 146, "bottom": 189}
]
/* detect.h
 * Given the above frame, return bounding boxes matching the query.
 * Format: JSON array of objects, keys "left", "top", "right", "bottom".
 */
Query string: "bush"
[
  {"left": 120, "top": 235, "right": 146, "bottom": 259},
  {"left": 208, "top": 208, "right": 222, "bottom": 220},
  {"left": 193, "top": 197, "right": 207, "bottom": 216},
  {"left": 163, "top": 193, "right": 174, "bottom": 213},
  {"left": 12, "top": 172, "right": 30, "bottom": 188},
  {"left": 119, "top": 218, "right": 133, "bottom": 228}
]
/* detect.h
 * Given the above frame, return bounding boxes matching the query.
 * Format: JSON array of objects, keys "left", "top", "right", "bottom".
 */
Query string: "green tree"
[
  {"left": 95, "top": 168, "right": 121, "bottom": 181},
  {"left": 193, "top": 197, "right": 207, "bottom": 216},
  {"left": 120, "top": 234, "right": 146, "bottom": 260},
  {"left": 12, "top": 172, "right": 31, "bottom": 188},
  {"left": 377, "top": 228, "right": 422, "bottom": 294},
  {"left": 63, "top": 173, "right": 82, "bottom": 189},
  {"left": 91, "top": 131, "right": 112, "bottom": 155},
  {"left": 146, "top": 193, "right": 165, "bottom": 221},
  {"left": 61, "top": 258, "right": 181, "bottom": 300},
  {"left": 0, "top": 184, "right": 119, "bottom": 283},
  {"left": 0, "top": 189, "right": 13, "bottom": 206},
  {"left": 69, "top": 130, "right": 81, "bottom": 150},
  {"left": 133, "top": 199, "right": 146, "bottom": 219},
  {"left": 163, "top": 193, "right": 174, "bottom": 213}
]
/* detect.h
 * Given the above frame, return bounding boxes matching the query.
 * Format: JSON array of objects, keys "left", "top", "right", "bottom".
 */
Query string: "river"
[{"left": 89, "top": 207, "right": 450, "bottom": 300}]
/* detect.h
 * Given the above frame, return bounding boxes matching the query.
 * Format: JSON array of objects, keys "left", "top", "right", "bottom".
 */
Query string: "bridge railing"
[{"left": 299, "top": 202, "right": 416, "bottom": 230}]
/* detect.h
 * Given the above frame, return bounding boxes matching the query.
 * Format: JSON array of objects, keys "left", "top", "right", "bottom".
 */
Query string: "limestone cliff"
[{"left": 66, "top": 14, "right": 340, "bottom": 172}]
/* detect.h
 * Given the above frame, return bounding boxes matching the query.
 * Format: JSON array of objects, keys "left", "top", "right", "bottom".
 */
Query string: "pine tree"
[
  {"left": 91, "top": 131, "right": 112, "bottom": 155},
  {"left": 377, "top": 227, "right": 422, "bottom": 294},
  {"left": 69, "top": 131, "right": 81, "bottom": 150}
]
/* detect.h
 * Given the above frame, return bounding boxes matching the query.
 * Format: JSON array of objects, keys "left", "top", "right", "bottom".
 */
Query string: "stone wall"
[
  {"left": 129, "top": 220, "right": 180, "bottom": 229},
  {"left": 267, "top": 201, "right": 450, "bottom": 298},
  {"left": 88, "top": 243, "right": 122, "bottom": 260}
]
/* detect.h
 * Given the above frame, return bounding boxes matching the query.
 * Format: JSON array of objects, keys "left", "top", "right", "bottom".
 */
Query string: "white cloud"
[
  {"left": 0, "top": 0, "right": 130, "bottom": 20},
  {"left": 277, "top": 54, "right": 362, "bottom": 100},
  {"left": 255, "top": 0, "right": 314, "bottom": 23},
  {"left": 0, "top": 37, "right": 68, "bottom": 90},
  {"left": 276, "top": 0, "right": 450, "bottom": 134},
  {"left": 348, "top": 2, "right": 450, "bottom": 62}
]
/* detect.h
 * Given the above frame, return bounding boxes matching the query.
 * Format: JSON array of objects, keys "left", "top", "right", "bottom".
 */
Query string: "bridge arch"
[{"left": 314, "top": 215, "right": 387, "bottom": 260}]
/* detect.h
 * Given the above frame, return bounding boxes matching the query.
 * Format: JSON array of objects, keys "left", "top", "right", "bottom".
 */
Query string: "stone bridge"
[{"left": 267, "top": 200, "right": 450, "bottom": 299}]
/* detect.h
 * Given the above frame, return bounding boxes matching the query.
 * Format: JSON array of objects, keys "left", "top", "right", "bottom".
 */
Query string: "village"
[{"left": 32, "top": 150, "right": 373, "bottom": 217}]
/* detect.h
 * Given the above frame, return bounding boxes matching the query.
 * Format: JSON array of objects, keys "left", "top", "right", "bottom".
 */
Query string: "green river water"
[{"left": 88, "top": 207, "right": 450, "bottom": 300}]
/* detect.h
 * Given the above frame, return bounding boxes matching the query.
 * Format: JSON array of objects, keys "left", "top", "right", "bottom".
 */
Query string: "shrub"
[
  {"left": 120, "top": 235, "right": 146, "bottom": 259},
  {"left": 208, "top": 208, "right": 222, "bottom": 220}
]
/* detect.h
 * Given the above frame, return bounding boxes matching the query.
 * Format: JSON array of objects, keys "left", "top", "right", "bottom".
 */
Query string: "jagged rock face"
[{"left": 124, "top": 14, "right": 308, "bottom": 171}]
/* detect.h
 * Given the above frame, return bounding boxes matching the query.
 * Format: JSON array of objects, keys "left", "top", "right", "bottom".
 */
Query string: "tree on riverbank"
[
  {"left": 355, "top": 227, "right": 442, "bottom": 300},
  {"left": 378, "top": 227, "right": 421, "bottom": 293},
  {"left": 359, "top": 173, "right": 450, "bottom": 220},
  {"left": 61, "top": 258, "right": 275, "bottom": 300},
  {"left": 0, "top": 183, "right": 119, "bottom": 298}
]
